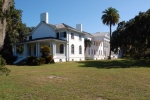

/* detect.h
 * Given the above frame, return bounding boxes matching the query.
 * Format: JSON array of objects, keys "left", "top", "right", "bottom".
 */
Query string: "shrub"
[
  {"left": 26, "top": 56, "right": 37, "bottom": 66},
  {"left": 0, "top": 55, "right": 6, "bottom": 67},
  {"left": 26, "top": 56, "right": 46, "bottom": 66},
  {"left": 32, "top": 58, "right": 40, "bottom": 66},
  {"left": 50, "top": 59, "right": 55, "bottom": 64},
  {"left": 32, "top": 58, "right": 46, "bottom": 66},
  {"left": 45, "top": 55, "right": 53, "bottom": 64},
  {"left": 40, "top": 46, "right": 50, "bottom": 58},
  {"left": 38, "top": 58, "right": 46, "bottom": 65},
  {"left": 0, "top": 55, "right": 11, "bottom": 76}
]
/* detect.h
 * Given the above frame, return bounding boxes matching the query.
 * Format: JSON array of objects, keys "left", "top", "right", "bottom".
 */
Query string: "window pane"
[
  {"left": 60, "top": 44, "right": 64, "bottom": 54},
  {"left": 71, "top": 44, "right": 74, "bottom": 54},
  {"left": 79, "top": 46, "right": 82, "bottom": 54},
  {"left": 71, "top": 33, "right": 74, "bottom": 39},
  {"left": 64, "top": 32, "right": 66, "bottom": 38}
]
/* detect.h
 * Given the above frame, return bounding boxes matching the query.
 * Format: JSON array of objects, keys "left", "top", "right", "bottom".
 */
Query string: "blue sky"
[{"left": 15, "top": 0, "right": 150, "bottom": 33}]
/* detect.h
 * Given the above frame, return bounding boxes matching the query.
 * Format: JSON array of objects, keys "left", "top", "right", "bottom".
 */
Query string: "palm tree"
[{"left": 101, "top": 7, "right": 120, "bottom": 59}]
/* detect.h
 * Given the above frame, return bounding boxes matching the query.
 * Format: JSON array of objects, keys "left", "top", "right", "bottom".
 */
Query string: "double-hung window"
[{"left": 71, "top": 33, "right": 74, "bottom": 39}]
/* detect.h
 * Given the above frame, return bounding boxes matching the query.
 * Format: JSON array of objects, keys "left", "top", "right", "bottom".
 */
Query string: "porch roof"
[{"left": 14, "top": 37, "right": 67, "bottom": 44}]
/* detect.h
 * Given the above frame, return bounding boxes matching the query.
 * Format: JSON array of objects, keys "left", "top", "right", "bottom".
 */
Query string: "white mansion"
[{"left": 13, "top": 12, "right": 117, "bottom": 64}]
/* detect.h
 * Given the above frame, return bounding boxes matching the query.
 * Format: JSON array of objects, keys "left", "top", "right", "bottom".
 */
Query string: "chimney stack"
[
  {"left": 76, "top": 24, "right": 82, "bottom": 32},
  {"left": 40, "top": 12, "right": 48, "bottom": 23}
]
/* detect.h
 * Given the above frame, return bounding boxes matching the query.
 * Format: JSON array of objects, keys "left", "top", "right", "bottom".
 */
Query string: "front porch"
[{"left": 13, "top": 39, "right": 67, "bottom": 64}]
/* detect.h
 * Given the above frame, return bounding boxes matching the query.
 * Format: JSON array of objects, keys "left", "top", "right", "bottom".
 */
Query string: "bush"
[
  {"left": 26, "top": 56, "right": 37, "bottom": 65},
  {"left": 50, "top": 59, "right": 55, "bottom": 64},
  {"left": 26, "top": 56, "right": 46, "bottom": 66},
  {"left": 0, "top": 55, "right": 11, "bottom": 76},
  {"left": 32, "top": 58, "right": 46, "bottom": 66},
  {"left": 0, "top": 55, "right": 6, "bottom": 67},
  {"left": 40, "top": 46, "right": 50, "bottom": 58},
  {"left": 38, "top": 58, "right": 46, "bottom": 65},
  {"left": 45, "top": 55, "right": 53, "bottom": 64}
]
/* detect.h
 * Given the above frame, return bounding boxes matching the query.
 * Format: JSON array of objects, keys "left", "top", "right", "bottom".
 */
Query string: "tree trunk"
[
  {"left": 109, "top": 23, "right": 112, "bottom": 59},
  {"left": 0, "top": 0, "right": 14, "bottom": 49}
]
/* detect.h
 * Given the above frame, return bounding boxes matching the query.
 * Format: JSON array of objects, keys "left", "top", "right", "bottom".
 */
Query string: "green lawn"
[{"left": 0, "top": 59, "right": 150, "bottom": 100}]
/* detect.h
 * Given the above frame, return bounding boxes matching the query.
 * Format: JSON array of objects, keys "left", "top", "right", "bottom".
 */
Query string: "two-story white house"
[
  {"left": 13, "top": 12, "right": 87, "bottom": 63},
  {"left": 13, "top": 12, "right": 117, "bottom": 64}
]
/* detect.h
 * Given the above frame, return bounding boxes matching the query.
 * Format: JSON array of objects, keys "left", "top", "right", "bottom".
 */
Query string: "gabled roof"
[
  {"left": 55, "top": 23, "right": 65, "bottom": 29},
  {"left": 54, "top": 23, "right": 87, "bottom": 35},
  {"left": 82, "top": 31, "right": 93, "bottom": 37},
  {"left": 24, "top": 21, "right": 91, "bottom": 36}
]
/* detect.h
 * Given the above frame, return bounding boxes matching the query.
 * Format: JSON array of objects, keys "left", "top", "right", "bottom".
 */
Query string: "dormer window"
[
  {"left": 60, "top": 32, "right": 66, "bottom": 38},
  {"left": 71, "top": 33, "right": 74, "bottom": 39}
]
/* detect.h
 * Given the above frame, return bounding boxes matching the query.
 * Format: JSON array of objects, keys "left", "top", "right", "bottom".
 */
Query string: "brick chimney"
[
  {"left": 76, "top": 24, "right": 82, "bottom": 32},
  {"left": 40, "top": 12, "right": 48, "bottom": 23}
]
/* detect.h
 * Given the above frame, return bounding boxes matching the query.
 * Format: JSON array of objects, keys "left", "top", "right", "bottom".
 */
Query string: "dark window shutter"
[
  {"left": 57, "top": 32, "right": 59, "bottom": 39},
  {"left": 64, "top": 32, "right": 66, "bottom": 38}
]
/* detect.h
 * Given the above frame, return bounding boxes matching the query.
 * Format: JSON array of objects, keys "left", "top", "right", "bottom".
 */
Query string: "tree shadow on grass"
[{"left": 77, "top": 59, "right": 150, "bottom": 69}]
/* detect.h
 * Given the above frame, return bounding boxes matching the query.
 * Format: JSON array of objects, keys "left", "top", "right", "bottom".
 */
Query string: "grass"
[{"left": 0, "top": 59, "right": 150, "bottom": 100}]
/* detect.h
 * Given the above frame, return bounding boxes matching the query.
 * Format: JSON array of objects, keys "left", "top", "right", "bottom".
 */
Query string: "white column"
[
  {"left": 64, "top": 43, "right": 67, "bottom": 61},
  {"left": 36, "top": 42, "right": 40, "bottom": 57},
  {"left": 23, "top": 43, "right": 27, "bottom": 57},
  {"left": 36, "top": 42, "right": 38, "bottom": 57},
  {"left": 64, "top": 43, "right": 65, "bottom": 55},
  {"left": 66, "top": 43, "right": 69, "bottom": 61},
  {"left": 38, "top": 42, "right": 40, "bottom": 57},
  {"left": 31, "top": 45, "right": 34, "bottom": 56},
  {"left": 52, "top": 42, "right": 56, "bottom": 56},
  {"left": 50, "top": 42, "right": 53, "bottom": 55}
]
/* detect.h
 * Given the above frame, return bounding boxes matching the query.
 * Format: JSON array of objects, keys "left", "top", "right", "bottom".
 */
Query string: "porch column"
[
  {"left": 38, "top": 43, "right": 40, "bottom": 57},
  {"left": 64, "top": 43, "right": 67, "bottom": 61},
  {"left": 50, "top": 42, "right": 53, "bottom": 55},
  {"left": 64, "top": 43, "right": 66, "bottom": 56},
  {"left": 36, "top": 42, "right": 40, "bottom": 57},
  {"left": 31, "top": 44, "right": 34, "bottom": 56},
  {"left": 66, "top": 43, "right": 69, "bottom": 61},
  {"left": 23, "top": 43, "right": 27, "bottom": 57},
  {"left": 13, "top": 44, "right": 17, "bottom": 56},
  {"left": 52, "top": 42, "right": 56, "bottom": 56}
]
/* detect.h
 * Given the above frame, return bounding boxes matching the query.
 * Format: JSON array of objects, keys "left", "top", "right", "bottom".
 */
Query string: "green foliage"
[
  {"left": 45, "top": 55, "right": 54, "bottom": 64},
  {"left": 111, "top": 9, "right": 150, "bottom": 59},
  {"left": 0, "top": 55, "right": 6, "bottom": 67},
  {"left": 32, "top": 58, "right": 46, "bottom": 66},
  {"left": 40, "top": 46, "right": 50, "bottom": 58},
  {"left": 0, "top": 55, "right": 11, "bottom": 76},
  {"left": 26, "top": 56, "right": 46, "bottom": 66},
  {"left": 0, "top": 3, "right": 33, "bottom": 64},
  {"left": 26, "top": 56, "right": 37, "bottom": 65}
]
